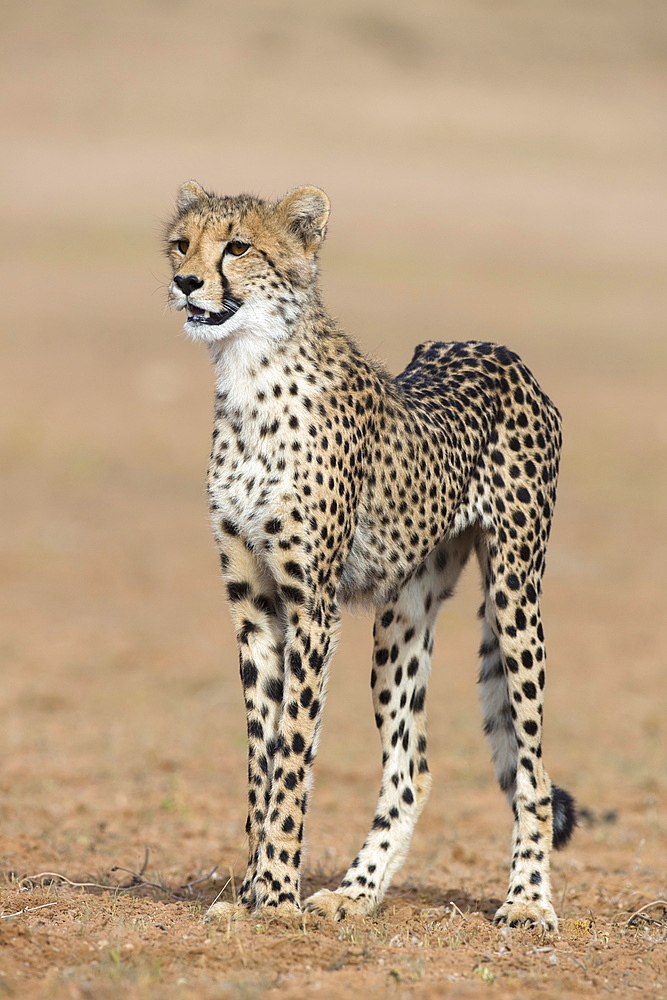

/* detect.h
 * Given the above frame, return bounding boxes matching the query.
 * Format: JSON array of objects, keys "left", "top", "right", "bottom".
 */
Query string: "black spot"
[
  {"left": 284, "top": 561, "right": 304, "bottom": 581},
  {"left": 281, "top": 585, "right": 304, "bottom": 604},
  {"left": 372, "top": 815, "right": 391, "bottom": 831},
  {"left": 265, "top": 677, "right": 283, "bottom": 702},
  {"left": 309, "top": 649, "right": 324, "bottom": 674},
  {"left": 239, "top": 619, "right": 258, "bottom": 643},
  {"left": 253, "top": 594, "right": 276, "bottom": 616},
  {"left": 290, "top": 650, "right": 305, "bottom": 682},
  {"left": 227, "top": 581, "right": 251, "bottom": 602},
  {"left": 241, "top": 660, "right": 258, "bottom": 687},
  {"left": 411, "top": 687, "right": 426, "bottom": 712}
]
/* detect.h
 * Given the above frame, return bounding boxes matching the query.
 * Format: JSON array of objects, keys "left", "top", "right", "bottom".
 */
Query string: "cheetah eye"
[
  {"left": 227, "top": 240, "right": 250, "bottom": 257},
  {"left": 173, "top": 238, "right": 189, "bottom": 255}
]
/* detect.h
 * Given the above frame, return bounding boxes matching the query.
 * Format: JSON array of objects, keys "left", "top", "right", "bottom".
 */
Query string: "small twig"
[
  {"left": 1, "top": 902, "right": 58, "bottom": 919},
  {"left": 178, "top": 867, "right": 219, "bottom": 894},
  {"left": 109, "top": 865, "right": 165, "bottom": 893},
  {"left": 626, "top": 900, "right": 667, "bottom": 927},
  {"left": 110, "top": 845, "right": 156, "bottom": 888},
  {"left": 21, "top": 873, "right": 128, "bottom": 893},
  {"left": 21, "top": 856, "right": 224, "bottom": 902}
]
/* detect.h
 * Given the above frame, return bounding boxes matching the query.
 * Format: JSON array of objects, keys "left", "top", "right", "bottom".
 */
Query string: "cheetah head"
[{"left": 164, "top": 181, "right": 330, "bottom": 343}]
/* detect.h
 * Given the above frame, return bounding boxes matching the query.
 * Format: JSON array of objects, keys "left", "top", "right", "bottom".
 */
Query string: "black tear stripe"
[{"left": 215, "top": 258, "right": 244, "bottom": 319}]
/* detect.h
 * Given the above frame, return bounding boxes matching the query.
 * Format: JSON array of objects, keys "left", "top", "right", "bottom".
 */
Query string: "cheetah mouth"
[{"left": 186, "top": 297, "right": 242, "bottom": 326}]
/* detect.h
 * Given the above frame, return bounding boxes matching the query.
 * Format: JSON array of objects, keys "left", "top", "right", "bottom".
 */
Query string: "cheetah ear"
[
  {"left": 176, "top": 180, "right": 208, "bottom": 212},
  {"left": 278, "top": 186, "right": 330, "bottom": 253}
]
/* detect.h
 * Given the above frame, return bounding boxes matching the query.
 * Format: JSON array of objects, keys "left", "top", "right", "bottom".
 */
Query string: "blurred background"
[{"left": 1, "top": 0, "right": 665, "bottom": 896}]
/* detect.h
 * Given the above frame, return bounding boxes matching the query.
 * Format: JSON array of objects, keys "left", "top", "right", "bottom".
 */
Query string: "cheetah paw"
[
  {"left": 304, "top": 889, "right": 374, "bottom": 921},
  {"left": 493, "top": 899, "right": 558, "bottom": 932},
  {"left": 204, "top": 901, "right": 249, "bottom": 923},
  {"left": 253, "top": 899, "right": 301, "bottom": 917}
]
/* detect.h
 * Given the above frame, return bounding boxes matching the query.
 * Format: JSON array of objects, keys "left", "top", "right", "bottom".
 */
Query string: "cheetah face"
[
  {"left": 164, "top": 181, "right": 330, "bottom": 344},
  {"left": 166, "top": 223, "right": 251, "bottom": 342}
]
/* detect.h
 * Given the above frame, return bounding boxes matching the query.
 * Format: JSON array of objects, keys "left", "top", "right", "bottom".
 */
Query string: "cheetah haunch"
[{"left": 164, "top": 182, "right": 576, "bottom": 930}]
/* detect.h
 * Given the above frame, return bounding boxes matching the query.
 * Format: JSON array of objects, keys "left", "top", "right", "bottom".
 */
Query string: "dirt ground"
[{"left": 1, "top": 1, "right": 666, "bottom": 997}]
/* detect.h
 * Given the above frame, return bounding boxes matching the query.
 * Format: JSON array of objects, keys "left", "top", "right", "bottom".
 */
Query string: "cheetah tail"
[{"left": 551, "top": 785, "right": 577, "bottom": 850}]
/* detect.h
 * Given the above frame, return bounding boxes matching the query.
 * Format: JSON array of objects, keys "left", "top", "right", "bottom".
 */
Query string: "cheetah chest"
[{"left": 207, "top": 434, "right": 294, "bottom": 552}]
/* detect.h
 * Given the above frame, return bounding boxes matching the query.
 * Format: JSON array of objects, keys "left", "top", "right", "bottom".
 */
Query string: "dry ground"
[{"left": 1, "top": 2, "right": 666, "bottom": 997}]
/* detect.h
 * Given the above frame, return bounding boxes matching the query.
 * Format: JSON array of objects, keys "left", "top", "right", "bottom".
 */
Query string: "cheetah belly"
[
  {"left": 338, "top": 485, "right": 481, "bottom": 608},
  {"left": 338, "top": 516, "right": 414, "bottom": 607}
]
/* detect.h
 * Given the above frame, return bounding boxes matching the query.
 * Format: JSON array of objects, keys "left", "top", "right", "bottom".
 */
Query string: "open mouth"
[{"left": 186, "top": 297, "right": 242, "bottom": 326}]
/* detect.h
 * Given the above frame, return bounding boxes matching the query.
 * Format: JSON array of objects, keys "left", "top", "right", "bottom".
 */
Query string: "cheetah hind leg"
[
  {"left": 306, "top": 532, "right": 474, "bottom": 920},
  {"left": 476, "top": 539, "right": 576, "bottom": 931}
]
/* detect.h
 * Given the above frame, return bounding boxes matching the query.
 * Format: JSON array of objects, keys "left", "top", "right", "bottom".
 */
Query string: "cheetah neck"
[{"left": 207, "top": 302, "right": 353, "bottom": 420}]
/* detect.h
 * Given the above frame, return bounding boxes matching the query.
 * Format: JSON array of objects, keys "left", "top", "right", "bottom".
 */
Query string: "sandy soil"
[{"left": 1, "top": 1, "right": 666, "bottom": 996}]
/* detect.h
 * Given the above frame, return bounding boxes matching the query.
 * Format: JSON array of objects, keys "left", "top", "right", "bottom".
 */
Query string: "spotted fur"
[{"left": 164, "top": 181, "right": 576, "bottom": 930}]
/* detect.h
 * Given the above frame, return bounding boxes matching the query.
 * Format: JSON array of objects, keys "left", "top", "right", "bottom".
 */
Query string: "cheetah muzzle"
[
  {"left": 184, "top": 297, "right": 243, "bottom": 327},
  {"left": 164, "top": 180, "right": 576, "bottom": 932}
]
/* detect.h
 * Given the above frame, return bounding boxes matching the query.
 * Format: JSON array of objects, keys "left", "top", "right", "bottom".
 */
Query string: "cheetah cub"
[{"left": 164, "top": 182, "right": 576, "bottom": 930}]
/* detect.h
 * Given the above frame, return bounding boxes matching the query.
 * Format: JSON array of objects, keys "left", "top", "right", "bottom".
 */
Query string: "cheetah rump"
[{"left": 164, "top": 182, "right": 576, "bottom": 929}]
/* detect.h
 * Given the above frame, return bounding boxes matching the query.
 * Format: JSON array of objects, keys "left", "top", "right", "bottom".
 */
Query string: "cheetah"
[{"left": 164, "top": 181, "right": 576, "bottom": 930}]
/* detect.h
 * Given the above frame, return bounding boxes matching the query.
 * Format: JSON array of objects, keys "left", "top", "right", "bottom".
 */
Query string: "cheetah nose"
[{"left": 174, "top": 274, "right": 204, "bottom": 296}]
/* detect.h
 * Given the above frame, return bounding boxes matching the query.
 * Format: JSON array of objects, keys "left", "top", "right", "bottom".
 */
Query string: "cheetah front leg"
[
  {"left": 305, "top": 533, "right": 473, "bottom": 920},
  {"left": 249, "top": 590, "right": 341, "bottom": 913},
  {"left": 205, "top": 533, "right": 285, "bottom": 919}
]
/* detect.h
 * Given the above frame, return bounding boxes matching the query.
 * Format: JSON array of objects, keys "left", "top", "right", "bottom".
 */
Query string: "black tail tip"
[{"left": 552, "top": 785, "right": 577, "bottom": 850}]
